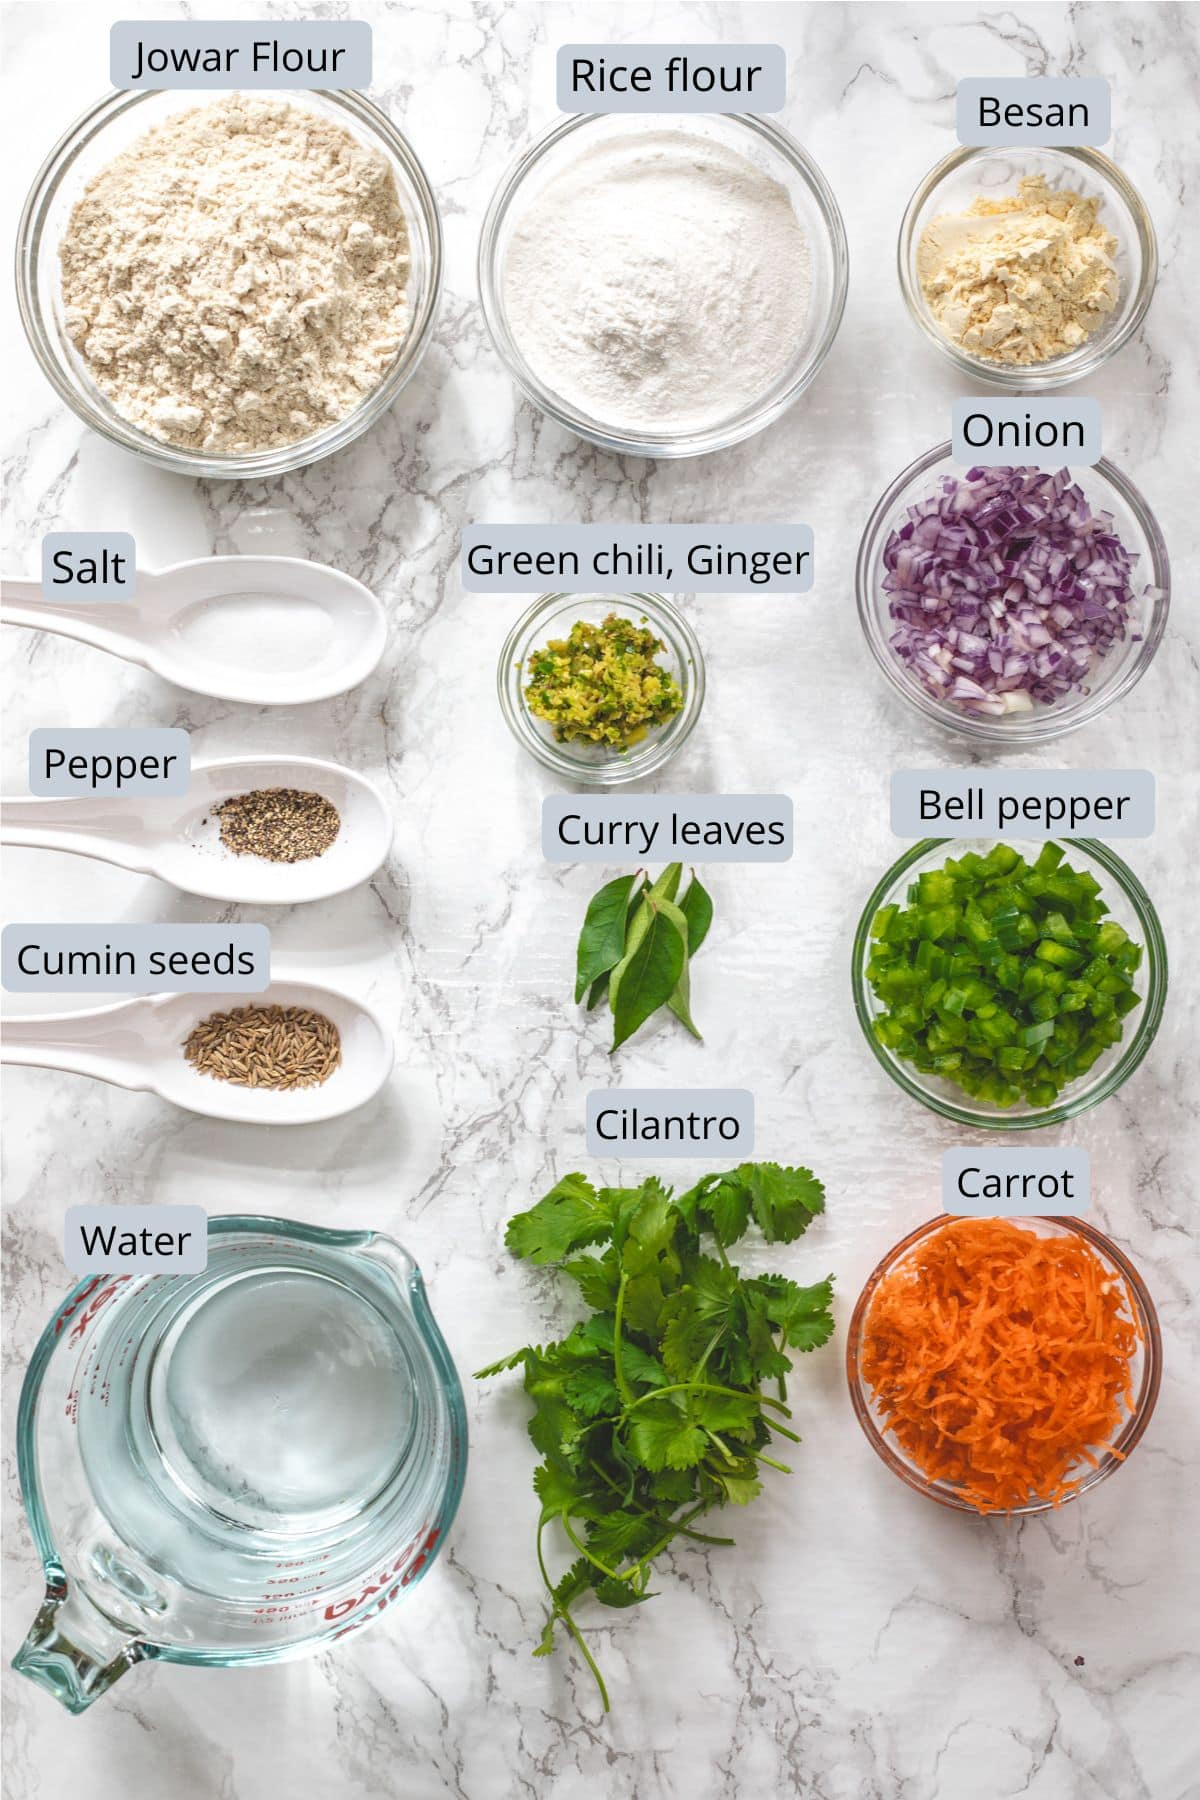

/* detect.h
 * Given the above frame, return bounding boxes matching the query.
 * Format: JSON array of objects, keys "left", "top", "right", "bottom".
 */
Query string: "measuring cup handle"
[{"left": 14, "top": 1577, "right": 146, "bottom": 1714}]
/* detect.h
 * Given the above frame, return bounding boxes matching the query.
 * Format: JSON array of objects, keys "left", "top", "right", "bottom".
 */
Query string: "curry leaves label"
[{"left": 545, "top": 795, "right": 792, "bottom": 862}]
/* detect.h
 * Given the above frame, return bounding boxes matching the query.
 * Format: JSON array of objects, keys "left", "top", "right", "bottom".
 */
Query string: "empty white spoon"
[
  {"left": 1, "top": 555, "right": 386, "bottom": 705},
  {"left": 2, "top": 755, "right": 393, "bottom": 904},
  {"left": 0, "top": 979, "right": 393, "bottom": 1125}
]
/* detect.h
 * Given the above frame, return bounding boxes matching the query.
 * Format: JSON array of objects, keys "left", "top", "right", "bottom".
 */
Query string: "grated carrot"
[{"left": 860, "top": 1219, "right": 1141, "bottom": 1514}]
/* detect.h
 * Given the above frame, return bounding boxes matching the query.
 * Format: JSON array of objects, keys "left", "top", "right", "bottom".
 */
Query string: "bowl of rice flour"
[{"left": 479, "top": 112, "right": 848, "bottom": 458}]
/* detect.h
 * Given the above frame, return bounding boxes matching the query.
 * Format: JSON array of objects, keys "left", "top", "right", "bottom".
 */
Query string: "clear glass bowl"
[
  {"left": 847, "top": 1214, "right": 1161, "bottom": 1516},
  {"left": 852, "top": 837, "right": 1168, "bottom": 1130},
  {"left": 856, "top": 442, "right": 1170, "bottom": 744},
  {"left": 497, "top": 591, "right": 705, "bottom": 785},
  {"left": 478, "top": 112, "right": 849, "bottom": 458},
  {"left": 15, "top": 88, "right": 443, "bottom": 478},
  {"left": 898, "top": 145, "right": 1157, "bottom": 388}
]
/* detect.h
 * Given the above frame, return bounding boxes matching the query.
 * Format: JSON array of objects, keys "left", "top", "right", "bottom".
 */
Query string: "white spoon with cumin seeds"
[
  {"left": 0, "top": 980, "right": 393, "bottom": 1125},
  {"left": 1, "top": 756, "right": 393, "bottom": 904},
  {"left": 1, "top": 555, "right": 386, "bottom": 705}
]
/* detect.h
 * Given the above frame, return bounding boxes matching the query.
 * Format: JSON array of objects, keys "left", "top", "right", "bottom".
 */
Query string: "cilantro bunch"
[{"left": 476, "top": 1163, "right": 834, "bottom": 1712}]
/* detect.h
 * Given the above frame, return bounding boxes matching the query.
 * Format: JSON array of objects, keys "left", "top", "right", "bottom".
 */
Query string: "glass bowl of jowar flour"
[
  {"left": 479, "top": 113, "right": 849, "bottom": 457},
  {"left": 897, "top": 146, "right": 1157, "bottom": 388},
  {"left": 16, "top": 89, "right": 442, "bottom": 477}
]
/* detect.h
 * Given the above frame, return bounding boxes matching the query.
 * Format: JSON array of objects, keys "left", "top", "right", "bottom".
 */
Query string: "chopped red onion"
[{"left": 882, "top": 467, "right": 1152, "bottom": 718}]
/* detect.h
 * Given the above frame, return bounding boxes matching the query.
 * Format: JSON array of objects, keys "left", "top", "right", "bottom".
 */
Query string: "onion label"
[
  {"left": 891, "top": 770, "right": 1155, "bottom": 839},
  {"left": 944, "top": 1148, "right": 1090, "bottom": 1217},
  {"left": 587, "top": 1090, "right": 754, "bottom": 1157},
  {"left": 557, "top": 45, "right": 786, "bottom": 114},
  {"left": 951, "top": 398, "right": 1102, "bottom": 468},
  {"left": 956, "top": 78, "right": 1111, "bottom": 146}
]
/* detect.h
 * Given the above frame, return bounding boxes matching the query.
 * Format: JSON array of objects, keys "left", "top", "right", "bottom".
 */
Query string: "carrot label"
[{"left": 943, "top": 1147, "right": 1090, "bottom": 1217}]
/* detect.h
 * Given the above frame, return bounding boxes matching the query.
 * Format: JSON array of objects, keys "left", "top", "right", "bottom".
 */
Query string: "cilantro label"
[{"left": 587, "top": 1089, "right": 754, "bottom": 1157}]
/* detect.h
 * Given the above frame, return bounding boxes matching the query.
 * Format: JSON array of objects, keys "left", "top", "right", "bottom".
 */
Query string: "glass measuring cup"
[{"left": 14, "top": 1216, "right": 467, "bottom": 1713}]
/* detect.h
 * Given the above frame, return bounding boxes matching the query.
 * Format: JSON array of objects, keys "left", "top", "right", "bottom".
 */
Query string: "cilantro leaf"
[
  {"left": 505, "top": 1173, "right": 611, "bottom": 1263},
  {"left": 628, "top": 1400, "right": 707, "bottom": 1472},
  {"left": 753, "top": 1275, "right": 836, "bottom": 1351}
]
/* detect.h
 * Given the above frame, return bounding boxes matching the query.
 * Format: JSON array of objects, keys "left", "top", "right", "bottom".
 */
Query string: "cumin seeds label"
[{"left": 111, "top": 21, "right": 372, "bottom": 90}]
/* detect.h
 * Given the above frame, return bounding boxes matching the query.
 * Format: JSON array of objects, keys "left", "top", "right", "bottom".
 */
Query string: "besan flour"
[
  {"left": 60, "top": 96, "right": 411, "bottom": 453},
  {"left": 502, "top": 131, "right": 813, "bottom": 436}
]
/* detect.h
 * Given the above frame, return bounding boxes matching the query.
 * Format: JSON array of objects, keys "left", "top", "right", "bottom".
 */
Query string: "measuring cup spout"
[{"left": 14, "top": 1574, "right": 146, "bottom": 1714}]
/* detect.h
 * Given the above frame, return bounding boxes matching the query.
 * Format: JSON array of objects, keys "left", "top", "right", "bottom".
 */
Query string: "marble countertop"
[{"left": 2, "top": 3, "right": 1198, "bottom": 1797}]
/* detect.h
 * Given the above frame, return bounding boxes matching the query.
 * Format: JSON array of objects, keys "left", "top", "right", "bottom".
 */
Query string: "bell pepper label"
[
  {"left": 558, "top": 45, "right": 786, "bottom": 114},
  {"left": 956, "top": 78, "right": 1111, "bottom": 146},
  {"left": 64, "top": 1205, "right": 208, "bottom": 1274},
  {"left": 544, "top": 795, "right": 792, "bottom": 863},
  {"left": 944, "top": 1148, "right": 1090, "bottom": 1217},
  {"left": 891, "top": 770, "right": 1155, "bottom": 839},
  {"left": 587, "top": 1089, "right": 754, "bottom": 1157}
]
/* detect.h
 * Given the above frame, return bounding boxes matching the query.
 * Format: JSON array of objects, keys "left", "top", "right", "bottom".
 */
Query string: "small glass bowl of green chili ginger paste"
[{"left": 498, "top": 592, "right": 705, "bottom": 784}]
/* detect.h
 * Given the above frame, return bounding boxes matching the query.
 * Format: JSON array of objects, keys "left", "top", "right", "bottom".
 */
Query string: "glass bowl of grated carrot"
[{"left": 846, "top": 1215, "right": 1161, "bottom": 1516}]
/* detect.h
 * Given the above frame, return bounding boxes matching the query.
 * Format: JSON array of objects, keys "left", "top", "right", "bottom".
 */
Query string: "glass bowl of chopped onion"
[
  {"left": 856, "top": 443, "right": 1170, "bottom": 744},
  {"left": 497, "top": 591, "right": 705, "bottom": 785},
  {"left": 846, "top": 1215, "right": 1162, "bottom": 1516},
  {"left": 897, "top": 146, "right": 1157, "bottom": 388},
  {"left": 15, "top": 87, "right": 442, "bottom": 478},
  {"left": 851, "top": 837, "right": 1168, "bottom": 1131}
]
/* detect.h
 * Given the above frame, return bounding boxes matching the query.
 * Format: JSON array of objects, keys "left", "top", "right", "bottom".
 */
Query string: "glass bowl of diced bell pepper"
[{"left": 852, "top": 838, "right": 1167, "bottom": 1129}]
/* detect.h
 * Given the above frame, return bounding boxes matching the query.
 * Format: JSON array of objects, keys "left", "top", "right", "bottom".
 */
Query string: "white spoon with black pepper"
[
  {"left": 1, "top": 555, "right": 386, "bottom": 704},
  {"left": 1, "top": 755, "right": 393, "bottom": 905}
]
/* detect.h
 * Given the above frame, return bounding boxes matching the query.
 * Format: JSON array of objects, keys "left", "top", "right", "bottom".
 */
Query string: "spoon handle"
[
  {"left": 0, "top": 798, "right": 152, "bottom": 875},
  {"left": 1, "top": 1003, "right": 151, "bottom": 1090},
  {"left": 1, "top": 582, "right": 149, "bottom": 669}
]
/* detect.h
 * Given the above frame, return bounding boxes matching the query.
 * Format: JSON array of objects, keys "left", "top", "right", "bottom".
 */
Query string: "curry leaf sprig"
[
  {"left": 576, "top": 864, "right": 713, "bottom": 1052},
  {"left": 476, "top": 1164, "right": 834, "bottom": 1713}
]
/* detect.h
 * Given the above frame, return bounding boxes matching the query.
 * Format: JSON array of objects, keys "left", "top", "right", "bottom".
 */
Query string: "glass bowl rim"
[
  {"left": 845, "top": 1211, "right": 1162, "bottom": 1516},
  {"left": 496, "top": 589, "right": 706, "bottom": 786},
  {"left": 851, "top": 835, "right": 1169, "bottom": 1130},
  {"left": 477, "top": 109, "right": 850, "bottom": 458},
  {"left": 854, "top": 439, "right": 1172, "bottom": 744},
  {"left": 896, "top": 143, "right": 1158, "bottom": 389},
  {"left": 14, "top": 85, "right": 444, "bottom": 479}
]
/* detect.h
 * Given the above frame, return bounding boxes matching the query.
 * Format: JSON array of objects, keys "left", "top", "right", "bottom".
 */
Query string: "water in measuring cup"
[{"left": 77, "top": 1256, "right": 420, "bottom": 1595}]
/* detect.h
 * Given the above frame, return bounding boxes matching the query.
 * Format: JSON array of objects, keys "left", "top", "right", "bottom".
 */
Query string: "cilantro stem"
[
  {"left": 587, "top": 1459, "right": 734, "bottom": 1547},
  {"left": 612, "top": 1273, "right": 634, "bottom": 1405},
  {"left": 622, "top": 1379, "right": 794, "bottom": 1418},
  {"left": 537, "top": 1515, "right": 610, "bottom": 1713}
]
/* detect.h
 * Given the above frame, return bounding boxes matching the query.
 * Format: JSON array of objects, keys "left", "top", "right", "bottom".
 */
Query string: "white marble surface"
[{"left": 3, "top": 3, "right": 1199, "bottom": 1796}]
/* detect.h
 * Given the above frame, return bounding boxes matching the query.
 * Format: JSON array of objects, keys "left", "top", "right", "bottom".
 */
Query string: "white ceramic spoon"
[
  {"left": 0, "top": 979, "right": 393, "bottom": 1125},
  {"left": 1, "top": 555, "right": 386, "bottom": 704},
  {"left": 1, "top": 755, "right": 393, "bottom": 904}
]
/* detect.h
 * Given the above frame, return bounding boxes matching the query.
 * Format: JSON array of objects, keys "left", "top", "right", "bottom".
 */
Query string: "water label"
[
  {"left": 462, "top": 524, "right": 813, "bottom": 593},
  {"left": 64, "top": 1206, "right": 208, "bottom": 1274},
  {"left": 111, "top": 21, "right": 372, "bottom": 89},
  {"left": 41, "top": 533, "right": 136, "bottom": 601},
  {"left": 29, "top": 728, "right": 191, "bottom": 796},
  {"left": 587, "top": 1089, "right": 754, "bottom": 1157},
  {"left": 944, "top": 1148, "right": 1090, "bottom": 1216},
  {"left": 2, "top": 925, "right": 270, "bottom": 993},
  {"left": 892, "top": 770, "right": 1155, "bottom": 839},
  {"left": 951, "top": 398, "right": 1102, "bottom": 468},
  {"left": 544, "top": 795, "right": 792, "bottom": 863},
  {"left": 956, "top": 78, "right": 1111, "bottom": 146},
  {"left": 558, "top": 44, "right": 786, "bottom": 113}
]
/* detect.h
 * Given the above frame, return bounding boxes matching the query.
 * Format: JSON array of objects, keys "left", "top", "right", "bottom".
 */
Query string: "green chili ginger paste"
[{"left": 523, "top": 614, "right": 683, "bottom": 750}]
